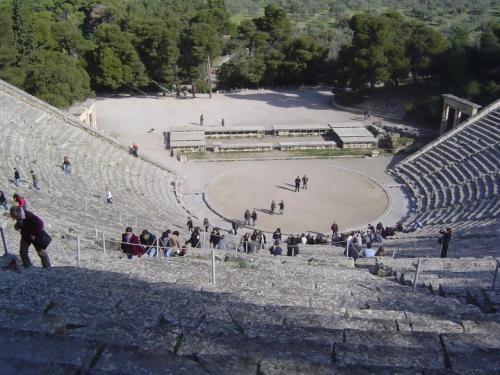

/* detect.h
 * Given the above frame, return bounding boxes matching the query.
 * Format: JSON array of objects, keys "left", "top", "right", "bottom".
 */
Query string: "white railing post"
[
  {"left": 119, "top": 213, "right": 122, "bottom": 225},
  {"left": 156, "top": 239, "right": 160, "bottom": 258},
  {"left": 413, "top": 258, "right": 422, "bottom": 292},
  {"left": 102, "top": 232, "right": 106, "bottom": 256},
  {"left": 492, "top": 261, "right": 499, "bottom": 290},
  {"left": 76, "top": 236, "right": 81, "bottom": 267},
  {"left": 211, "top": 247, "right": 216, "bottom": 285},
  {"left": 0, "top": 226, "right": 9, "bottom": 255}
]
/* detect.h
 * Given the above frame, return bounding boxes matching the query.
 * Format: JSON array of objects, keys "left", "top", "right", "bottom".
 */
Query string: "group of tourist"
[
  {"left": 270, "top": 200, "right": 285, "bottom": 215},
  {"left": 294, "top": 175, "right": 308, "bottom": 192},
  {"left": 243, "top": 209, "right": 258, "bottom": 226},
  {"left": 121, "top": 227, "right": 187, "bottom": 258},
  {"left": 200, "top": 114, "right": 225, "bottom": 127}
]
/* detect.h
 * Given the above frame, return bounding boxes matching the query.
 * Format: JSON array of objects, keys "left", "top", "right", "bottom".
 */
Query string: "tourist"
[
  {"left": 187, "top": 227, "right": 201, "bottom": 248},
  {"left": 294, "top": 176, "right": 301, "bottom": 192},
  {"left": 331, "top": 221, "right": 339, "bottom": 238},
  {"left": 257, "top": 231, "right": 266, "bottom": 250},
  {"left": 244, "top": 209, "right": 251, "bottom": 225},
  {"left": 14, "top": 168, "right": 21, "bottom": 186},
  {"left": 241, "top": 232, "right": 252, "bottom": 253},
  {"left": 439, "top": 228, "right": 452, "bottom": 258},
  {"left": 200, "top": 114, "right": 204, "bottom": 126},
  {"left": 279, "top": 200, "right": 284, "bottom": 215},
  {"left": 221, "top": 117, "right": 225, "bottom": 127},
  {"left": 272, "top": 228, "right": 282, "bottom": 242},
  {"left": 302, "top": 175, "right": 308, "bottom": 190},
  {"left": 62, "top": 156, "right": 72, "bottom": 174},
  {"left": 168, "top": 231, "right": 182, "bottom": 256},
  {"left": 0, "top": 191, "right": 8, "bottom": 210},
  {"left": 210, "top": 228, "right": 220, "bottom": 248},
  {"left": 286, "top": 235, "right": 300, "bottom": 256},
  {"left": 345, "top": 232, "right": 359, "bottom": 260},
  {"left": 203, "top": 217, "right": 209, "bottom": 232},
  {"left": 187, "top": 217, "right": 193, "bottom": 232},
  {"left": 301, "top": 233, "right": 307, "bottom": 246},
  {"left": 306, "top": 233, "right": 315, "bottom": 245},
  {"left": 251, "top": 209, "right": 257, "bottom": 226},
  {"left": 360, "top": 243, "right": 376, "bottom": 258},
  {"left": 160, "top": 230, "right": 172, "bottom": 257},
  {"left": 270, "top": 200, "right": 276, "bottom": 214},
  {"left": 269, "top": 240, "right": 282, "bottom": 256},
  {"left": 30, "top": 171, "right": 41, "bottom": 192},
  {"left": 375, "top": 246, "right": 385, "bottom": 257},
  {"left": 217, "top": 234, "right": 227, "bottom": 250},
  {"left": 131, "top": 143, "right": 139, "bottom": 157},
  {"left": 121, "top": 227, "right": 143, "bottom": 259},
  {"left": 231, "top": 220, "right": 238, "bottom": 235},
  {"left": 12, "top": 194, "right": 27, "bottom": 210},
  {"left": 106, "top": 189, "right": 113, "bottom": 204},
  {"left": 10, "top": 206, "right": 51, "bottom": 268},
  {"left": 139, "top": 229, "right": 158, "bottom": 257}
]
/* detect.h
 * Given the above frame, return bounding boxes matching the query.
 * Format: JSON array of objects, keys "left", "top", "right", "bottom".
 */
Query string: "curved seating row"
[{"left": 394, "top": 103, "right": 500, "bottom": 229}]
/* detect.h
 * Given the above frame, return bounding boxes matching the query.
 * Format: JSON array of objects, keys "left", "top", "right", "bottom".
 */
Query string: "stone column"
[
  {"left": 452, "top": 110, "right": 461, "bottom": 129},
  {"left": 440, "top": 103, "right": 450, "bottom": 134}
]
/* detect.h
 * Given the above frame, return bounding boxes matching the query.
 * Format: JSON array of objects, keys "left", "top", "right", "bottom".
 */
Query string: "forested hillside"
[{"left": 0, "top": 0, "right": 498, "bottom": 117}]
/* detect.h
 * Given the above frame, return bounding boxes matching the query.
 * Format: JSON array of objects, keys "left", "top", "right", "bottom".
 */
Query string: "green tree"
[
  {"left": 406, "top": 23, "right": 449, "bottom": 82},
  {"left": 0, "top": 4, "right": 17, "bottom": 69},
  {"left": 24, "top": 50, "right": 92, "bottom": 107},
  {"left": 91, "top": 24, "right": 148, "bottom": 91},
  {"left": 131, "top": 19, "right": 180, "bottom": 87},
  {"left": 179, "top": 22, "right": 221, "bottom": 96},
  {"left": 12, "top": 0, "right": 36, "bottom": 64}
]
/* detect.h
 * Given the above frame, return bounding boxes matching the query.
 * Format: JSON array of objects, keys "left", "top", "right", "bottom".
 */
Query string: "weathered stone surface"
[{"left": 334, "top": 342, "right": 445, "bottom": 369}]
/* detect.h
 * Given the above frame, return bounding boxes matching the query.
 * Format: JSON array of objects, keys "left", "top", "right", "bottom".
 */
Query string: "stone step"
[{"left": 334, "top": 342, "right": 445, "bottom": 370}]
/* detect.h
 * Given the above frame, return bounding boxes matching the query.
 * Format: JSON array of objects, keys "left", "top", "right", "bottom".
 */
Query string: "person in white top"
[
  {"left": 361, "top": 243, "right": 376, "bottom": 257},
  {"left": 106, "top": 190, "right": 113, "bottom": 204}
]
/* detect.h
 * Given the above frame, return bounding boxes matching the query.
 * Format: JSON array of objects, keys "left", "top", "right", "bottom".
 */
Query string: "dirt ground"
[
  {"left": 94, "top": 89, "right": 407, "bottom": 234},
  {"left": 206, "top": 161, "right": 388, "bottom": 234}
]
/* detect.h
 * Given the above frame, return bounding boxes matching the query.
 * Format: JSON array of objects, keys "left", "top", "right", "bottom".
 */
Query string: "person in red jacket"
[
  {"left": 12, "top": 193, "right": 28, "bottom": 210},
  {"left": 121, "top": 227, "right": 143, "bottom": 259},
  {"left": 10, "top": 206, "right": 51, "bottom": 268}
]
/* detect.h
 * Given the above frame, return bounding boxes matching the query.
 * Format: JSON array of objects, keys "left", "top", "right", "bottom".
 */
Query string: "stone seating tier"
[
  {"left": 1, "top": 234, "right": 499, "bottom": 373},
  {"left": 0, "top": 88, "right": 188, "bottom": 237}
]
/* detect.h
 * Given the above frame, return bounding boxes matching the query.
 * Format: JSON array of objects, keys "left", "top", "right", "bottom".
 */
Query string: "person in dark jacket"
[
  {"left": 140, "top": 230, "right": 158, "bottom": 257},
  {"left": 244, "top": 209, "right": 251, "bottom": 225},
  {"left": 0, "top": 191, "right": 8, "bottom": 210},
  {"left": 187, "top": 227, "right": 201, "bottom": 248},
  {"left": 10, "top": 206, "right": 51, "bottom": 268},
  {"left": 14, "top": 168, "right": 21, "bottom": 186},
  {"left": 294, "top": 176, "right": 301, "bottom": 192},
  {"left": 121, "top": 227, "right": 143, "bottom": 259},
  {"left": 251, "top": 210, "right": 257, "bottom": 226},
  {"left": 269, "top": 240, "right": 282, "bottom": 256},
  {"left": 286, "top": 235, "right": 300, "bottom": 256},
  {"left": 187, "top": 217, "right": 193, "bottom": 233},
  {"left": 210, "top": 228, "right": 221, "bottom": 248},
  {"left": 272, "top": 228, "right": 282, "bottom": 243},
  {"left": 231, "top": 220, "right": 238, "bottom": 235},
  {"left": 439, "top": 227, "right": 452, "bottom": 258}
]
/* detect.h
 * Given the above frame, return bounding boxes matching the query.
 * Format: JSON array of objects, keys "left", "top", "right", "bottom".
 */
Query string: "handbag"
[{"left": 33, "top": 231, "right": 52, "bottom": 250}]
